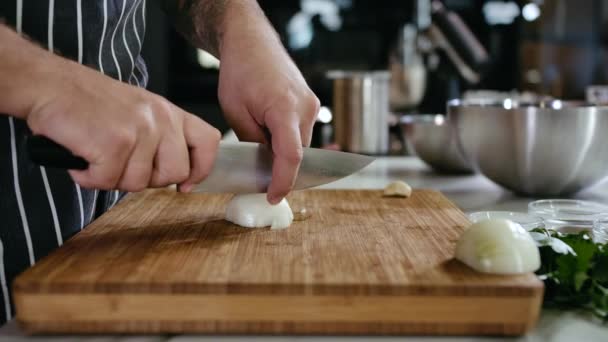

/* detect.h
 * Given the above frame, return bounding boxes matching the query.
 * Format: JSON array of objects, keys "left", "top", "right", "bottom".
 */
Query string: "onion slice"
[{"left": 225, "top": 194, "right": 294, "bottom": 230}]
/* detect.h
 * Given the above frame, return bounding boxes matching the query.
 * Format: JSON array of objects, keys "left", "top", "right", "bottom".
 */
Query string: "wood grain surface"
[{"left": 13, "top": 189, "right": 543, "bottom": 335}]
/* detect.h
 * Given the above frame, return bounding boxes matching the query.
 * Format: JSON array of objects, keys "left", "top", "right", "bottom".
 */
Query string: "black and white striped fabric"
[{"left": 0, "top": 0, "right": 148, "bottom": 324}]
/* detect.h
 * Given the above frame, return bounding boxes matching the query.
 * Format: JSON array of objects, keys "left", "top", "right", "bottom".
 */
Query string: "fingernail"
[
  {"left": 179, "top": 184, "right": 193, "bottom": 193},
  {"left": 267, "top": 195, "right": 280, "bottom": 204}
]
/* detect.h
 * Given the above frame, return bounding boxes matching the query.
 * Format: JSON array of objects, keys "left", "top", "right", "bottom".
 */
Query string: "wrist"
[{"left": 218, "top": 1, "right": 281, "bottom": 58}]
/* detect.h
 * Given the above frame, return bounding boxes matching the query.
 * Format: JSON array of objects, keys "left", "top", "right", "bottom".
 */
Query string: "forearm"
[
  {"left": 161, "top": 0, "right": 278, "bottom": 58},
  {"left": 0, "top": 24, "right": 63, "bottom": 119}
]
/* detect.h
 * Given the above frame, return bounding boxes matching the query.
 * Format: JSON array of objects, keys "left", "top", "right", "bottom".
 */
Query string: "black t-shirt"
[{"left": 0, "top": 0, "right": 148, "bottom": 324}]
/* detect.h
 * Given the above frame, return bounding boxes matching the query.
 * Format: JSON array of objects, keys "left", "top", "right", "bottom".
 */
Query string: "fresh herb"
[{"left": 530, "top": 228, "right": 608, "bottom": 320}]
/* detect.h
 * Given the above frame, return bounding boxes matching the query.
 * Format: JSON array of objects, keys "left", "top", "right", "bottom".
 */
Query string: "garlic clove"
[{"left": 383, "top": 180, "right": 412, "bottom": 198}]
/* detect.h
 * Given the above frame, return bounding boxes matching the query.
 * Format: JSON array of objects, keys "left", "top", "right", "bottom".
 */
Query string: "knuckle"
[
  {"left": 112, "top": 129, "right": 136, "bottom": 149},
  {"left": 151, "top": 97, "right": 177, "bottom": 125},
  {"left": 297, "top": 90, "right": 320, "bottom": 123},
  {"left": 134, "top": 107, "right": 158, "bottom": 136},
  {"left": 266, "top": 88, "right": 298, "bottom": 112},
  {"left": 280, "top": 90, "right": 298, "bottom": 108},
  {"left": 308, "top": 94, "right": 321, "bottom": 118},
  {"left": 210, "top": 127, "right": 221, "bottom": 143},
  {"left": 284, "top": 147, "right": 304, "bottom": 165}
]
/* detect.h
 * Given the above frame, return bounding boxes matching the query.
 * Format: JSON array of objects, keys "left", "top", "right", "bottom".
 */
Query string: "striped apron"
[{"left": 0, "top": 0, "right": 148, "bottom": 324}]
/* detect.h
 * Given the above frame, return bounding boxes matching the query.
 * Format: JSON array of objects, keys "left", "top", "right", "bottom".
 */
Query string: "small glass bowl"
[
  {"left": 528, "top": 199, "right": 608, "bottom": 234},
  {"left": 593, "top": 215, "right": 608, "bottom": 244},
  {"left": 468, "top": 211, "right": 544, "bottom": 231}
]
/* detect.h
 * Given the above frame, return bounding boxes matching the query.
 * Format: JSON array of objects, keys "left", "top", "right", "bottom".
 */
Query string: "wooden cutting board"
[{"left": 13, "top": 189, "right": 543, "bottom": 336}]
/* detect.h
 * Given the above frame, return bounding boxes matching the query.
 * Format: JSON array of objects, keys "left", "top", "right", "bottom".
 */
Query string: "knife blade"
[
  {"left": 193, "top": 141, "right": 374, "bottom": 193},
  {"left": 27, "top": 136, "right": 375, "bottom": 193}
]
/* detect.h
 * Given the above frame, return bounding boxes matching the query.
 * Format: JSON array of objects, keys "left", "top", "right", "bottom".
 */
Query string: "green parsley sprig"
[{"left": 530, "top": 228, "right": 608, "bottom": 320}]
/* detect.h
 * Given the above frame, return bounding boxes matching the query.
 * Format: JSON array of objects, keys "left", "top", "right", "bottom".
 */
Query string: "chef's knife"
[{"left": 27, "top": 135, "right": 374, "bottom": 193}]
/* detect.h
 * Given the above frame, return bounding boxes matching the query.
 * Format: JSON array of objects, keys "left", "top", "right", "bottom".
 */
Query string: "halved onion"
[{"left": 455, "top": 219, "right": 541, "bottom": 274}]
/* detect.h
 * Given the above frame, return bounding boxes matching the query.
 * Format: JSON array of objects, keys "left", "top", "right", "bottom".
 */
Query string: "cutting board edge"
[
  {"left": 16, "top": 321, "right": 537, "bottom": 336},
  {"left": 13, "top": 277, "right": 544, "bottom": 297},
  {"left": 14, "top": 291, "right": 543, "bottom": 336}
]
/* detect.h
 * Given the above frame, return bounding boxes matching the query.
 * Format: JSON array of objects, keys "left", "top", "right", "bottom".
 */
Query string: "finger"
[
  {"left": 69, "top": 143, "right": 133, "bottom": 190},
  {"left": 115, "top": 132, "right": 159, "bottom": 192},
  {"left": 149, "top": 113, "right": 190, "bottom": 188},
  {"left": 68, "top": 133, "right": 135, "bottom": 190},
  {"left": 178, "top": 113, "right": 221, "bottom": 192},
  {"left": 224, "top": 108, "right": 268, "bottom": 144},
  {"left": 265, "top": 113, "right": 303, "bottom": 204}
]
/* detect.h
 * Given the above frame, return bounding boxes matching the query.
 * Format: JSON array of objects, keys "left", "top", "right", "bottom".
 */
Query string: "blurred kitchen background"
[{"left": 142, "top": 0, "right": 608, "bottom": 153}]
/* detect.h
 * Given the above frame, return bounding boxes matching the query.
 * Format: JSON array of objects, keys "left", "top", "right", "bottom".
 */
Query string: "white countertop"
[{"left": 2, "top": 157, "right": 607, "bottom": 341}]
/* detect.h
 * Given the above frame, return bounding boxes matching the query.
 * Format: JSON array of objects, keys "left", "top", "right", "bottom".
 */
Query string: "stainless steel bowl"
[
  {"left": 450, "top": 100, "right": 608, "bottom": 196},
  {"left": 400, "top": 114, "right": 474, "bottom": 174}
]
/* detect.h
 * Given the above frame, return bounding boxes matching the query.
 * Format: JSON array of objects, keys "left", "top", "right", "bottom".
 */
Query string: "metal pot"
[{"left": 327, "top": 71, "right": 390, "bottom": 155}]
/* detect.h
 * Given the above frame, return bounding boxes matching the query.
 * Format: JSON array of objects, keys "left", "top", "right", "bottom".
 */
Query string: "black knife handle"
[{"left": 27, "top": 135, "right": 89, "bottom": 170}]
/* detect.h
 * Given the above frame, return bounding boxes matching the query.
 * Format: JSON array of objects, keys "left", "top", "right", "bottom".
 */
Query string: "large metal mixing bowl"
[
  {"left": 401, "top": 114, "right": 474, "bottom": 174},
  {"left": 450, "top": 100, "right": 608, "bottom": 196}
]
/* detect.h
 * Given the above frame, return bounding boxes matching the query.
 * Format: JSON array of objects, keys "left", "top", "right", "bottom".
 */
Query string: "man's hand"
[
  {"left": 164, "top": 1, "right": 320, "bottom": 204},
  {"left": 30, "top": 61, "right": 221, "bottom": 192},
  {"left": 218, "top": 4, "right": 319, "bottom": 204},
  {"left": 0, "top": 25, "right": 220, "bottom": 192}
]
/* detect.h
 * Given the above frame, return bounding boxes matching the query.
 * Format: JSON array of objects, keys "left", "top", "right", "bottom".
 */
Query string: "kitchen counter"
[{"left": 1, "top": 157, "right": 607, "bottom": 341}]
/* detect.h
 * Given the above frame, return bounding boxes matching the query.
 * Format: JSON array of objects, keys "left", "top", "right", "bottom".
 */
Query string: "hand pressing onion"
[
  {"left": 225, "top": 194, "right": 294, "bottom": 230},
  {"left": 455, "top": 219, "right": 541, "bottom": 274}
]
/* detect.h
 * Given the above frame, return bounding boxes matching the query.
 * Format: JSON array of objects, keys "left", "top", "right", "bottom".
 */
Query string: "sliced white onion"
[
  {"left": 455, "top": 219, "right": 541, "bottom": 274},
  {"left": 225, "top": 194, "right": 294, "bottom": 230}
]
